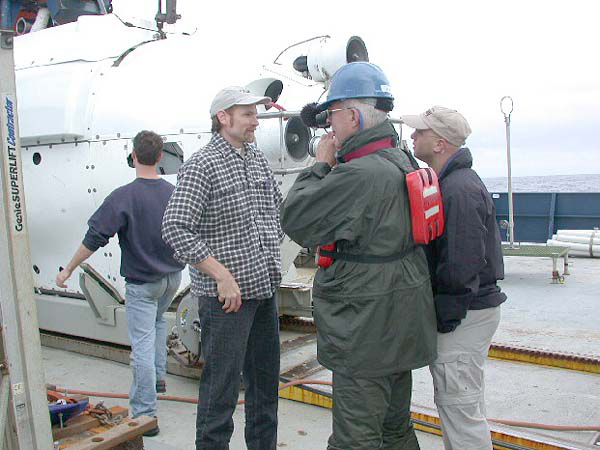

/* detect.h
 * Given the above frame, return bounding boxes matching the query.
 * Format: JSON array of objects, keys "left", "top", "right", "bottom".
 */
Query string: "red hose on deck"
[
  {"left": 55, "top": 381, "right": 600, "bottom": 432},
  {"left": 55, "top": 379, "right": 331, "bottom": 406}
]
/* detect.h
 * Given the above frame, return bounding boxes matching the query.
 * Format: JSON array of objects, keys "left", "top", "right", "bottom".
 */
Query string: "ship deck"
[{"left": 43, "top": 254, "right": 600, "bottom": 449}]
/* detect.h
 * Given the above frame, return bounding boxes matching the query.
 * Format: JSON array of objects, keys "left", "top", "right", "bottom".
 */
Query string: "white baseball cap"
[{"left": 210, "top": 86, "right": 271, "bottom": 117}]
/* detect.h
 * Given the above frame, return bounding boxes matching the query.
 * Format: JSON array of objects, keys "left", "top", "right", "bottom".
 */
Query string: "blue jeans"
[
  {"left": 195, "top": 295, "right": 280, "bottom": 450},
  {"left": 125, "top": 271, "right": 182, "bottom": 418}
]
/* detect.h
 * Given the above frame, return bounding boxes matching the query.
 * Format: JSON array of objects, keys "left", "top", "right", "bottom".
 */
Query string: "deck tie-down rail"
[
  {"left": 489, "top": 343, "right": 600, "bottom": 374},
  {"left": 280, "top": 317, "right": 600, "bottom": 375}
]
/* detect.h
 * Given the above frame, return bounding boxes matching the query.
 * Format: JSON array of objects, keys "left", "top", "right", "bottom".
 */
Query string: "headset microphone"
[{"left": 300, "top": 102, "right": 329, "bottom": 128}]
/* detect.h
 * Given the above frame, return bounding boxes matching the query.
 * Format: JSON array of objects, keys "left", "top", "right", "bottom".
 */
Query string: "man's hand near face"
[{"left": 316, "top": 132, "right": 339, "bottom": 168}]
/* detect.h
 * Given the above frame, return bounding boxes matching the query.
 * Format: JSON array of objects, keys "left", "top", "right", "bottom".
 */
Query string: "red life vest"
[
  {"left": 316, "top": 139, "right": 444, "bottom": 268},
  {"left": 405, "top": 167, "right": 444, "bottom": 245}
]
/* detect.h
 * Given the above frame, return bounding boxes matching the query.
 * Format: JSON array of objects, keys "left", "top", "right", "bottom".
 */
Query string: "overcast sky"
[{"left": 113, "top": 0, "right": 599, "bottom": 178}]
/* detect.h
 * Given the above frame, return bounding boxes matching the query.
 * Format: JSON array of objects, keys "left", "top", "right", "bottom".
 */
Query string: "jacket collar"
[
  {"left": 439, "top": 147, "right": 473, "bottom": 180},
  {"left": 336, "top": 120, "right": 398, "bottom": 163},
  {"left": 209, "top": 132, "right": 258, "bottom": 160},
  {"left": 342, "top": 138, "right": 394, "bottom": 162}
]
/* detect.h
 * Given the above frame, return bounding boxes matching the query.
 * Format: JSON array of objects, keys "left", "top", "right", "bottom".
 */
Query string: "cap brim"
[
  {"left": 236, "top": 96, "right": 271, "bottom": 106},
  {"left": 401, "top": 114, "right": 429, "bottom": 130}
]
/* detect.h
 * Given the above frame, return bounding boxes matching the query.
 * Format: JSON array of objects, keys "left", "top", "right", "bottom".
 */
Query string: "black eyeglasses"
[{"left": 314, "top": 107, "right": 354, "bottom": 128}]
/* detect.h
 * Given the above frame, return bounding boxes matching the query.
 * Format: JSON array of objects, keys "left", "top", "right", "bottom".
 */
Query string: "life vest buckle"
[{"left": 316, "top": 243, "right": 336, "bottom": 268}]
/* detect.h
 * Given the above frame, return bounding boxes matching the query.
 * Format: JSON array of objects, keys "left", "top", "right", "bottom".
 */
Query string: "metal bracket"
[
  {"left": 0, "top": 31, "right": 14, "bottom": 50},
  {"left": 78, "top": 264, "right": 124, "bottom": 327}
]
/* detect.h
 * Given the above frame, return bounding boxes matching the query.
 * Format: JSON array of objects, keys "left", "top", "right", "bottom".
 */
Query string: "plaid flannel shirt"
[{"left": 162, "top": 133, "right": 284, "bottom": 299}]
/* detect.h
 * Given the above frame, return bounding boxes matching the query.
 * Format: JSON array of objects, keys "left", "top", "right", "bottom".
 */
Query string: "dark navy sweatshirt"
[{"left": 83, "top": 178, "right": 184, "bottom": 283}]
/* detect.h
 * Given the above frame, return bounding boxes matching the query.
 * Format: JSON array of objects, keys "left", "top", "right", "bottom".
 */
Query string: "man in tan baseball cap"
[
  {"left": 402, "top": 106, "right": 506, "bottom": 450},
  {"left": 401, "top": 105, "right": 471, "bottom": 173}
]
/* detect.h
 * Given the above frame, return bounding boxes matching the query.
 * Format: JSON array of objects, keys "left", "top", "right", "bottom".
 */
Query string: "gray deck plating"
[
  {"left": 42, "top": 255, "right": 600, "bottom": 449},
  {"left": 495, "top": 255, "right": 599, "bottom": 356}
]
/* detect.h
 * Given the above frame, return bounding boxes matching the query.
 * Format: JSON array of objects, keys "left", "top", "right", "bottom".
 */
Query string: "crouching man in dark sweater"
[{"left": 56, "top": 130, "right": 185, "bottom": 436}]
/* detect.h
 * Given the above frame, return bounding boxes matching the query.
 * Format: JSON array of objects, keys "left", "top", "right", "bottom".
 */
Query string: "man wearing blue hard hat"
[{"left": 282, "top": 62, "right": 437, "bottom": 449}]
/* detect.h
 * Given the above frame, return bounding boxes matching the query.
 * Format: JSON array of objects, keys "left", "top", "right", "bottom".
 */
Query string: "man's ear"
[
  {"left": 216, "top": 110, "right": 229, "bottom": 127},
  {"left": 433, "top": 138, "right": 447, "bottom": 155},
  {"left": 350, "top": 108, "right": 361, "bottom": 130}
]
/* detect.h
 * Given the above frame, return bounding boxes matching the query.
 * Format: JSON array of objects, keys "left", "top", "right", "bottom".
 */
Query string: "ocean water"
[{"left": 482, "top": 174, "right": 600, "bottom": 193}]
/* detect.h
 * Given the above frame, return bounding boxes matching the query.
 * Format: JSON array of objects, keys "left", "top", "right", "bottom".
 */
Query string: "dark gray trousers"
[
  {"left": 195, "top": 295, "right": 280, "bottom": 450},
  {"left": 327, "top": 370, "right": 420, "bottom": 450}
]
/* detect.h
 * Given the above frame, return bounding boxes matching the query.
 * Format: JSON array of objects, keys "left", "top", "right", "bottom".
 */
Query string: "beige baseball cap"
[
  {"left": 401, "top": 106, "right": 472, "bottom": 147},
  {"left": 210, "top": 86, "right": 271, "bottom": 118}
]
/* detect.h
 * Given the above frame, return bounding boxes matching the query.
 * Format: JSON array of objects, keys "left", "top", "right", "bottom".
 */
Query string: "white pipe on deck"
[
  {"left": 556, "top": 229, "right": 600, "bottom": 237},
  {"left": 552, "top": 234, "right": 600, "bottom": 245},
  {"left": 546, "top": 239, "right": 599, "bottom": 258}
]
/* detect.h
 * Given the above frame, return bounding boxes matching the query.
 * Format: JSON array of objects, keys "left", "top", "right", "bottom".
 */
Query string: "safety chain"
[{"left": 88, "top": 401, "right": 123, "bottom": 427}]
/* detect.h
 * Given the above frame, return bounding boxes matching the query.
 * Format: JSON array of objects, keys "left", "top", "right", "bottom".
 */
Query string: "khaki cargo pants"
[{"left": 429, "top": 306, "right": 501, "bottom": 450}]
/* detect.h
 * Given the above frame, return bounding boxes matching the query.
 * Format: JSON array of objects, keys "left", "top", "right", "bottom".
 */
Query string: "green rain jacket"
[{"left": 281, "top": 120, "right": 437, "bottom": 378}]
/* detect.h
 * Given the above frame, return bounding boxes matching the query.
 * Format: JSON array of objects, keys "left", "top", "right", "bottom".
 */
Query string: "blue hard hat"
[{"left": 317, "top": 62, "right": 394, "bottom": 112}]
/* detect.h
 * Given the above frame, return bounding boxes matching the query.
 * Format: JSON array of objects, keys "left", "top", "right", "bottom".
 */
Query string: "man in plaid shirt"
[{"left": 162, "top": 86, "right": 283, "bottom": 450}]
